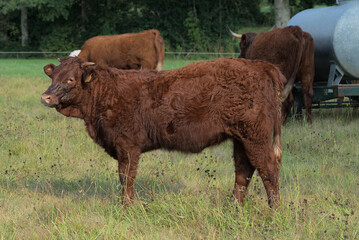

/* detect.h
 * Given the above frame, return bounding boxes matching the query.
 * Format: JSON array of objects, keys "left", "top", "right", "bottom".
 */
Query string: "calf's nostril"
[{"left": 41, "top": 94, "right": 52, "bottom": 104}]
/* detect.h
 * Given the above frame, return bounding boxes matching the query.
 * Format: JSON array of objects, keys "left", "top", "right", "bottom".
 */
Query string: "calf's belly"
[{"left": 158, "top": 122, "right": 228, "bottom": 153}]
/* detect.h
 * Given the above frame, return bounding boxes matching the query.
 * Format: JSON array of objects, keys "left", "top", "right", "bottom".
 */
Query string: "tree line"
[{"left": 0, "top": 0, "right": 334, "bottom": 54}]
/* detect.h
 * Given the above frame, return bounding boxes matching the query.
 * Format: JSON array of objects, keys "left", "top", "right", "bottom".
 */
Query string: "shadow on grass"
[{"left": 0, "top": 174, "right": 187, "bottom": 202}]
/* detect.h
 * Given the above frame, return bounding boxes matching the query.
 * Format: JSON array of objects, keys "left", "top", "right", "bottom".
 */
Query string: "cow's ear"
[
  {"left": 241, "top": 34, "right": 248, "bottom": 45},
  {"left": 44, "top": 64, "right": 55, "bottom": 77}
]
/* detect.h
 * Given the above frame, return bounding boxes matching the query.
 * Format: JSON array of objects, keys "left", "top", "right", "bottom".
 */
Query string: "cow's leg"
[
  {"left": 233, "top": 139, "right": 255, "bottom": 205},
  {"left": 281, "top": 92, "right": 294, "bottom": 124},
  {"left": 117, "top": 147, "right": 140, "bottom": 206},
  {"left": 140, "top": 59, "right": 156, "bottom": 70},
  {"left": 300, "top": 35, "right": 315, "bottom": 124},
  {"left": 301, "top": 78, "right": 314, "bottom": 124},
  {"left": 245, "top": 143, "right": 280, "bottom": 208}
]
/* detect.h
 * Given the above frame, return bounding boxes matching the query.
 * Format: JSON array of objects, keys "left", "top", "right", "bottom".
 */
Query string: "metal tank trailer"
[{"left": 288, "top": 0, "right": 359, "bottom": 108}]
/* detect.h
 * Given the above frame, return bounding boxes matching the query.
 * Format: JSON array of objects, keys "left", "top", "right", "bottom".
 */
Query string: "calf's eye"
[{"left": 67, "top": 78, "right": 75, "bottom": 84}]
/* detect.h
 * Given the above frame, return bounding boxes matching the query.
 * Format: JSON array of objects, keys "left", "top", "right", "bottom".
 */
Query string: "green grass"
[{"left": 0, "top": 58, "right": 358, "bottom": 239}]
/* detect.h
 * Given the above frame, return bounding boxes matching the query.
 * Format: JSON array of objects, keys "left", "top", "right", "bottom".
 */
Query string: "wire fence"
[{"left": 0, "top": 51, "right": 240, "bottom": 59}]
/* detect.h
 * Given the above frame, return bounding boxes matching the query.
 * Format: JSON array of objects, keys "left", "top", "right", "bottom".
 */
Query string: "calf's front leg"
[{"left": 117, "top": 147, "right": 140, "bottom": 206}]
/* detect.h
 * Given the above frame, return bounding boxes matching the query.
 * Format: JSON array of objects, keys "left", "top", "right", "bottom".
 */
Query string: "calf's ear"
[
  {"left": 83, "top": 72, "right": 93, "bottom": 83},
  {"left": 81, "top": 64, "right": 96, "bottom": 84},
  {"left": 44, "top": 64, "right": 55, "bottom": 77}
]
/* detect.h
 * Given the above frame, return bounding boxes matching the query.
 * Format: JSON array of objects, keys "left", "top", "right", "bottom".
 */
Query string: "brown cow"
[
  {"left": 228, "top": 25, "right": 315, "bottom": 124},
  {"left": 41, "top": 57, "right": 284, "bottom": 208},
  {"left": 78, "top": 29, "right": 165, "bottom": 71}
]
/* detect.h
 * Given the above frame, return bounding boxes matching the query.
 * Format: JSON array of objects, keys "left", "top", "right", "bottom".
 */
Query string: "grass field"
[{"left": 0, "top": 58, "right": 358, "bottom": 239}]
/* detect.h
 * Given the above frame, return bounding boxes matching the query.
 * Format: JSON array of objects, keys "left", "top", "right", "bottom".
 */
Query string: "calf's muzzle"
[{"left": 41, "top": 93, "right": 59, "bottom": 107}]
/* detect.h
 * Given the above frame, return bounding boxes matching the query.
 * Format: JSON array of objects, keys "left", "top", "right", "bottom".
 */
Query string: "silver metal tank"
[{"left": 287, "top": 0, "right": 359, "bottom": 85}]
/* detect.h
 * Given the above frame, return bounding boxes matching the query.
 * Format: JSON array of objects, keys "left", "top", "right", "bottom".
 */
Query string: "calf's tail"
[
  {"left": 272, "top": 118, "right": 282, "bottom": 164},
  {"left": 281, "top": 27, "right": 305, "bottom": 102},
  {"left": 273, "top": 71, "right": 285, "bottom": 164}
]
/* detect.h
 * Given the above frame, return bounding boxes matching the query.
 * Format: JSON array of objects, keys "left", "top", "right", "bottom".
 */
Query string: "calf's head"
[{"left": 41, "top": 57, "right": 96, "bottom": 117}]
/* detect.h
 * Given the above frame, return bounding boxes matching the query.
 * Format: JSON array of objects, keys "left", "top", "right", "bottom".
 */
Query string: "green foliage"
[
  {"left": 0, "top": 0, "right": 271, "bottom": 53},
  {"left": 39, "top": 25, "right": 81, "bottom": 56},
  {"left": 289, "top": 0, "right": 320, "bottom": 15},
  {"left": 0, "top": 0, "right": 34, "bottom": 14},
  {"left": 36, "top": 0, "right": 76, "bottom": 21},
  {"left": 184, "top": 10, "right": 202, "bottom": 51},
  {"left": 267, "top": 0, "right": 336, "bottom": 16},
  {"left": 0, "top": 11, "right": 20, "bottom": 46},
  {"left": 0, "top": 0, "right": 335, "bottom": 53}
]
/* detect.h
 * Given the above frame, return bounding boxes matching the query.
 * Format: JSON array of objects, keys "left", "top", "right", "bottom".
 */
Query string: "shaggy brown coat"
[
  {"left": 234, "top": 26, "right": 314, "bottom": 124},
  {"left": 41, "top": 57, "right": 284, "bottom": 207},
  {"left": 78, "top": 29, "right": 165, "bottom": 71}
]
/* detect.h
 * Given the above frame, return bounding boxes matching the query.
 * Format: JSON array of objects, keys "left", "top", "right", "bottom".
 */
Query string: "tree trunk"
[
  {"left": 0, "top": 14, "right": 9, "bottom": 41},
  {"left": 21, "top": 6, "right": 28, "bottom": 47},
  {"left": 81, "top": 0, "right": 89, "bottom": 32},
  {"left": 274, "top": 0, "right": 290, "bottom": 28}
]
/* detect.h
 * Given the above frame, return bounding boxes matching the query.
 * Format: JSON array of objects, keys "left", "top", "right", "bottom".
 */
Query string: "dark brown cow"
[
  {"left": 78, "top": 29, "right": 165, "bottom": 71},
  {"left": 228, "top": 25, "right": 315, "bottom": 124},
  {"left": 41, "top": 57, "right": 284, "bottom": 207}
]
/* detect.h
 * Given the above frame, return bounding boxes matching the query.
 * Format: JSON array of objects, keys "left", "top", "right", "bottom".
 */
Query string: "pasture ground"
[{"left": 0, "top": 58, "right": 358, "bottom": 239}]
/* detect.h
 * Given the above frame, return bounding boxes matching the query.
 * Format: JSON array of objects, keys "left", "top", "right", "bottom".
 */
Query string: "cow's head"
[
  {"left": 41, "top": 57, "right": 96, "bottom": 117},
  {"left": 227, "top": 25, "right": 257, "bottom": 58}
]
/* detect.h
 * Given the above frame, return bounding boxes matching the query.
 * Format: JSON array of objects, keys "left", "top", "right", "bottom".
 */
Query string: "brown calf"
[{"left": 41, "top": 57, "right": 284, "bottom": 207}]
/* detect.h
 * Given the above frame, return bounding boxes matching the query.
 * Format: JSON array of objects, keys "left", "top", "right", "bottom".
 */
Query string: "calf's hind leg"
[
  {"left": 249, "top": 148, "right": 280, "bottom": 208},
  {"left": 237, "top": 138, "right": 280, "bottom": 208},
  {"left": 232, "top": 140, "right": 255, "bottom": 205}
]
